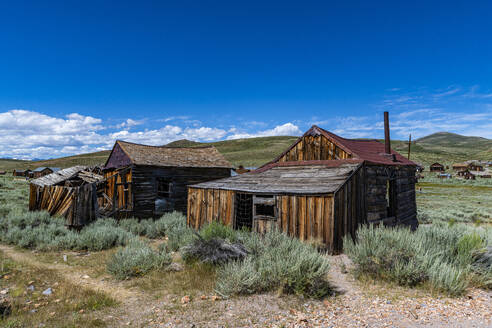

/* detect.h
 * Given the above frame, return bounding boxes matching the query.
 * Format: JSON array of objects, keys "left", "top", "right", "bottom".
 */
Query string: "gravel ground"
[{"left": 126, "top": 255, "right": 492, "bottom": 328}]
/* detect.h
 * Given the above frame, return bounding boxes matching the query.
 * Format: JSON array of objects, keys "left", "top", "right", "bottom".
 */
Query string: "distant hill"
[
  {"left": 1, "top": 132, "right": 491, "bottom": 172},
  {"left": 416, "top": 132, "right": 492, "bottom": 149},
  {"left": 165, "top": 139, "right": 204, "bottom": 147}
]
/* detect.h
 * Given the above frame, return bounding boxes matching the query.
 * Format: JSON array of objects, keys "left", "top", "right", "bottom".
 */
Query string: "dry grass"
[{"left": 0, "top": 251, "right": 117, "bottom": 328}]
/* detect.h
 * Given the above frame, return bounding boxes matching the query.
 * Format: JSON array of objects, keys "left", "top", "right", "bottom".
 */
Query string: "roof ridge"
[{"left": 116, "top": 140, "right": 216, "bottom": 149}]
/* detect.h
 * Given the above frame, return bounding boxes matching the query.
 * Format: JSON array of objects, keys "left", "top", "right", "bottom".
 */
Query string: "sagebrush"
[{"left": 344, "top": 224, "right": 492, "bottom": 295}]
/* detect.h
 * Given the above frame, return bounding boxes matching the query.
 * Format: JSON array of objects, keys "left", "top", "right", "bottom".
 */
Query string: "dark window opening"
[
  {"left": 235, "top": 193, "right": 253, "bottom": 230},
  {"left": 255, "top": 204, "right": 275, "bottom": 217},
  {"left": 255, "top": 195, "right": 273, "bottom": 198},
  {"left": 157, "top": 178, "right": 172, "bottom": 198}
]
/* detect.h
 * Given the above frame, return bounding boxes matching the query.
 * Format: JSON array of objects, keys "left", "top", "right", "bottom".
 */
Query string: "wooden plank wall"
[
  {"left": 187, "top": 187, "right": 235, "bottom": 229},
  {"left": 187, "top": 187, "right": 336, "bottom": 251},
  {"left": 364, "top": 165, "right": 418, "bottom": 229},
  {"left": 276, "top": 195, "right": 334, "bottom": 250},
  {"left": 278, "top": 135, "right": 351, "bottom": 162},
  {"left": 29, "top": 184, "right": 76, "bottom": 224},
  {"left": 333, "top": 167, "right": 366, "bottom": 253},
  {"left": 132, "top": 166, "right": 231, "bottom": 219},
  {"left": 104, "top": 168, "right": 133, "bottom": 218}
]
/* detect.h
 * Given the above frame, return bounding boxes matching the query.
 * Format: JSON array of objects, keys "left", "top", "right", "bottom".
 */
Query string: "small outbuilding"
[
  {"left": 429, "top": 163, "right": 445, "bottom": 172},
  {"left": 103, "top": 140, "right": 232, "bottom": 218},
  {"left": 0, "top": 171, "right": 6, "bottom": 175},
  {"left": 452, "top": 163, "right": 468, "bottom": 171},
  {"left": 469, "top": 163, "right": 484, "bottom": 172},
  {"left": 32, "top": 167, "right": 61, "bottom": 178},
  {"left": 13, "top": 169, "right": 31, "bottom": 177},
  {"left": 29, "top": 166, "right": 106, "bottom": 227},
  {"left": 187, "top": 115, "right": 418, "bottom": 253}
]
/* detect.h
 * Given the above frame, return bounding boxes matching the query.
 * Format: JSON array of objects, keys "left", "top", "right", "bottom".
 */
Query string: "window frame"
[
  {"left": 253, "top": 194, "right": 277, "bottom": 220},
  {"left": 156, "top": 178, "right": 173, "bottom": 198}
]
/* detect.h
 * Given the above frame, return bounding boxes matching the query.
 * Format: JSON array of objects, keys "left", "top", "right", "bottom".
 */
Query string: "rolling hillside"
[{"left": 1, "top": 132, "right": 491, "bottom": 172}]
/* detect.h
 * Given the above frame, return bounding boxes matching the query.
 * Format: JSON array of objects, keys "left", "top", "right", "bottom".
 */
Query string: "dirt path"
[
  {"left": 2, "top": 245, "right": 491, "bottom": 327},
  {"left": 0, "top": 244, "right": 140, "bottom": 302}
]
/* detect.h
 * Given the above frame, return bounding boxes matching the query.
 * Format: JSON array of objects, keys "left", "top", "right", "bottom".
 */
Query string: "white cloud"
[
  {"left": 227, "top": 123, "right": 301, "bottom": 140},
  {"left": 116, "top": 118, "right": 144, "bottom": 129},
  {"left": 0, "top": 110, "right": 228, "bottom": 159}
]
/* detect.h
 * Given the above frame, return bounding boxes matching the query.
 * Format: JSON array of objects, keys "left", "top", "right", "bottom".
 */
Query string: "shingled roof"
[
  {"left": 191, "top": 161, "right": 362, "bottom": 194},
  {"left": 105, "top": 140, "right": 232, "bottom": 169}
]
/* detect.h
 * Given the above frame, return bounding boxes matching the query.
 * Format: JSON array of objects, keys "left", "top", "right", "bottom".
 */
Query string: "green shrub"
[
  {"left": 118, "top": 218, "right": 165, "bottom": 239},
  {"left": 215, "top": 258, "right": 260, "bottom": 296},
  {"left": 344, "top": 224, "right": 492, "bottom": 296},
  {"left": 77, "top": 224, "right": 133, "bottom": 251},
  {"left": 106, "top": 239, "right": 172, "bottom": 279},
  {"left": 200, "top": 221, "right": 238, "bottom": 242},
  {"left": 215, "top": 229, "right": 331, "bottom": 298},
  {"left": 160, "top": 212, "right": 194, "bottom": 251}
]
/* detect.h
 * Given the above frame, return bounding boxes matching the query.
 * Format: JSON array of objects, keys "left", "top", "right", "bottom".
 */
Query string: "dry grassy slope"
[{"left": 1, "top": 132, "right": 491, "bottom": 171}]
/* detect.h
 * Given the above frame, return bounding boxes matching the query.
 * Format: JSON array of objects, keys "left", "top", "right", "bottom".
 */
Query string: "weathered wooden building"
[
  {"left": 29, "top": 166, "right": 106, "bottom": 227},
  {"left": 103, "top": 140, "right": 232, "bottom": 218},
  {"left": 429, "top": 163, "right": 445, "bottom": 172},
  {"left": 188, "top": 114, "right": 418, "bottom": 253},
  {"left": 452, "top": 163, "right": 468, "bottom": 171},
  {"left": 469, "top": 163, "right": 484, "bottom": 172},
  {"left": 32, "top": 167, "right": 60, "bottom": 178},
  {"left": 13, "top": 169, "right": 31, "bottom": 177}
]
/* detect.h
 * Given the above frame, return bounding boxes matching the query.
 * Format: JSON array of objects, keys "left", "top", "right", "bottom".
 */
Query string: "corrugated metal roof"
[
  {"left": 191, "top": 161, "right": 362, "bottom": 194},
  {"left": 110, "top": 140, "right": 232, "bottom": 169}
]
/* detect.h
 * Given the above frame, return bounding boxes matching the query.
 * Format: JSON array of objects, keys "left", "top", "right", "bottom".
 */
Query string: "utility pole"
[{"left": 407, "top": 134, "right": 412, "bottom": 160}]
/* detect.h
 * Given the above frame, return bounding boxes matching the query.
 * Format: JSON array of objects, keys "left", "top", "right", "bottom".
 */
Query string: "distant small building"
[
  {"left": 429, "top": 163, "right": 445, "bottom": 172},
  {"left": 0, "top": 171, "right": 6, "bottom": 175},
  {"left": 469, "top": 163, "right": 484, "bottom": 172},
  {"left": 13, "top": 169, "right": 31, "bottom": 177},
  {"left": 457, "top": 170, "right": 475, "bottom": 180},
  {"left": 452, "top": 163, "right": 468, "bottom": 171},
  {"left": 32, "top": 167, "right": 61, "bottom": 178}
]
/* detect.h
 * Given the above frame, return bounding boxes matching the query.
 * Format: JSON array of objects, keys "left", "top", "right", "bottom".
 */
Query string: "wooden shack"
[
  {"left": 469, "top": 163, "right": 484, "bottom": 171},
  {"left": 29, "top": 166, "right": 106, "bottom": 227},
  {"left": 13, "top": 169, "right": 31, "bottom": 177},
  {"left": 452, "top": 163, "right": 468, "bottom": 171},
  {"left": 103, "top": 140, "right": 232, "bottom": 218},
  {"left": 429, "top": 163, "right": 445, "bottom": 172},
  {"left": 32, "top": 167, "right": 60, "bottom": 178},
  {"left": 188, "top": 118, "right": 418, "bottom": 253}
]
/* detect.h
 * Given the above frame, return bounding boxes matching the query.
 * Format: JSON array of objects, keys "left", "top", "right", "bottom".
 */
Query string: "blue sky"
[{"left": 1, "top": 1, "right": 492, "bottom": 159}]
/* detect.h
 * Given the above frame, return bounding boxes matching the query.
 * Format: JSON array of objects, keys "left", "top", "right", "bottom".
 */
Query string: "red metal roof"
[
  {"left": 258, "top": 125, "right": 416, "bottom": 170},
  {"left": 313, "top": 125, "right": 416, "bottom": 166}
]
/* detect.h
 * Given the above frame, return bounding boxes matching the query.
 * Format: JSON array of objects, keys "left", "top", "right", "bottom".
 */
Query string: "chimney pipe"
[{"left": 384, "top": 111, "right": 391, "bottom": 154}]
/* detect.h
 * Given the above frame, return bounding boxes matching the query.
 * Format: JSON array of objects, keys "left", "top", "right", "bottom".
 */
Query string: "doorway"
[{"left": 235, "top": 193, "right": 253, "bottom": 230}]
